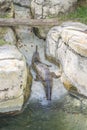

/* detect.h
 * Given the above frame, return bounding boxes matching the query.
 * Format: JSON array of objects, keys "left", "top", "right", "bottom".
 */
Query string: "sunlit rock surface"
[
  {"left": 31, "top": 0, "right": 77, "bottom": 19},
  {"left": 46, "top": 22, "right": 87, "bottom": 97},
  {"left": 31, "top": 0, "right": 77, "bottom": 39},
  {"left": 0, "top": 45, "right": 32, "bottom": 114}
]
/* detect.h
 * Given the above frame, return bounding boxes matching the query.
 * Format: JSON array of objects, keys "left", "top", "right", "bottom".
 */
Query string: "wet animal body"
[{"left": 32, "top": 46, "right": 52, "bottom": 100}]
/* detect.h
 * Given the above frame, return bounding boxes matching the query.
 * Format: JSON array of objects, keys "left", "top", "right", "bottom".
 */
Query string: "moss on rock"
[
  {"left": 0, "top": 27, "right": 16, "bottom": 46},
  {"left": 0, "top": 1, "right": 14, "bottom": 18}
]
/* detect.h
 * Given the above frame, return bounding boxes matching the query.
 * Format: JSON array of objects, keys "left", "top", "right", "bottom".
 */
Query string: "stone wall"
[{"left": 30, "top": 0, "right": 77, "bottom": 39}]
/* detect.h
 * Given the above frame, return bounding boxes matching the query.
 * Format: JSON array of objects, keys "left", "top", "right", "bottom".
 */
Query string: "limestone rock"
[
  {"left": 31, "top": 0, "right": 77, "bottom": 19},
  {"left": 46, "top": 22, "right": 87, "bottom": 97},
  {"left": 14, "top": 4, "right": 32, "bottom": 46},
  {"left": 13, "top": 0, "right": 31, "bottom": 8},
  {"left": 0, "top": 45, "right": 32, "bottom": 114},
  {"left": 0, "top": 1, "right": 15, "bottom": 46},
  {"left": 0, "top": 27, "right": 16, "bottom": 46},
  {"left": 0, "top": 0, "right": 14, "bottom": 18},
  {"left": 14, "top": 4, "right": 31, "bottom": 19},
  {"left": 31, "top": 0, "right": 77, "bottom": 39},
  {"left": 33, "top": 27, "right": 50, "bottom": 40},
  {"left": 62, "top": 94, "right": 81, "bottom": 113}
]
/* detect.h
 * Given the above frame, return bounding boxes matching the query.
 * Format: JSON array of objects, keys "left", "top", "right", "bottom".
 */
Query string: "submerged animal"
[{"left": 32, "top": 45, "right": 53, "bottom": 100}]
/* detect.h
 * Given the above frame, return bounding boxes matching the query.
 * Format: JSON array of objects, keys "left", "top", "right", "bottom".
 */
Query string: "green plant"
[{"left": 59, "top": 6, "right": 87, "bottom": 24}]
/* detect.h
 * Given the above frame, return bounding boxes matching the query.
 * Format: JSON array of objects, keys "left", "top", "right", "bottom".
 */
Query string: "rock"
[
  {"left": 14, "top": 4, "right": 32, "bottom": 46},
  {"left": 31, "top": 0, "right": 77, "bottom": 39},
  {"left": 52, "top": 78, "right": 67, "bottom": 101},
  {"left": 0, "top": 1, "right": 15, "bottom": 46},
  {"left": 33, "top": 27, "right": 50, "bottom": 40},
  {"left": 0, "top": 27, "right": 16, "bottom": 46},
  {"left": 0, "top": 45, "right": 32, "bottom": 114},
  {"left": 31, "top": 0, "right": 77, "bottom": 19},
  {"left": 13, "top": 0, "right": 31, "bottom": 8},
  {"left": 46, "top": 22, "right": 87, "bottom": 97},
  {"left": 14, "top": 4, "right": 31, "bottom": 19},
  {"left": 62, "top": 94, "right": 81, "bottom": 113},
  {"left": 0, "top": 0, "right": 14, "bottom": 18},
  {"left": 29, "top": 80, "right": 46, "bottom": 102}
]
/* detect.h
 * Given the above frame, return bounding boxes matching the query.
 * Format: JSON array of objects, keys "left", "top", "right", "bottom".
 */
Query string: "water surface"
[{"left": 1, "top": 98, "right": 87, "bottom": 130}]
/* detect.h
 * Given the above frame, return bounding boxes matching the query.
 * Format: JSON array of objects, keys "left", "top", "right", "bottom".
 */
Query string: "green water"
[{"left": 0, "top": 100, "right": 87, "bottom": 130}]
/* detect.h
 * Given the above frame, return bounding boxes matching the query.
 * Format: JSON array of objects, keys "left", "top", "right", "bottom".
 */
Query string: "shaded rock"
[
  {"left": 0, "top": 45, "right": 32, "bottom": 114},
  {"left": 14, "top": 4, "right": 32, "bottom": 46},
  {"left": 52, "top": 78, "right": 67, "bottom": 101},
  {"left": 0, "top": 0, "right": 14, "bottom": 18},
  {"left": 62, "top": 92, "right": 87, "bottom": 114},
  {"left": 14, "top": 4, "right": 31, "bottom": 19},
  {"left": 13, "top": 0, "right": 31, "bottom": 8},
  {"left": 62, "top": 94, "right": 82, "bottom": 113},
  {"left": 33, "top": 27, "right": 50, "bottom": 40},
  {"left": 46, "top": 22, "right": 87, "bottom": 97},
  {"left": 29, "top": 80, "right": 46, "bottom": 102},
  {"left": 31, "top": 0, "right": 77, "bottom": 39},
  {"left": 0, "top": 27, "right": 16, "bottom": 46},
  {"left": 0, "top": 1, "right": 15, "bottom": 46}
]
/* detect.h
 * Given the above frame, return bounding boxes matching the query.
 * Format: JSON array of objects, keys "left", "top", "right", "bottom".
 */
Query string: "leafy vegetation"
[{"left": 59, "top": 6, "right": 87, "bottom": 24}]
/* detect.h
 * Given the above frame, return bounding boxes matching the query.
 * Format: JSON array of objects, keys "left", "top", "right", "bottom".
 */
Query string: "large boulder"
[
  {"left": 46, "top": 22, "right": 87, "bottom": 97},
  {"left": 0, "top": 45, "right": 32, "bottom": 115},
  {"left": 31, "top": 0, "right": 77, "bottom": 39}
]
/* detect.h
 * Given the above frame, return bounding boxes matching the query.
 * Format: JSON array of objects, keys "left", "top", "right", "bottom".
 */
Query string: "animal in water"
[{"left": 32, "top": 45, "right": 53, "bottom": 100}]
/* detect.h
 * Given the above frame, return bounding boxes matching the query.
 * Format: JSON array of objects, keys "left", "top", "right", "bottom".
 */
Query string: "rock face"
[
  {"left": 46, "top": 22, "right": 87, "bottom": 97},
  {"left": 0, "top": 0, "right": 14, "bottom": 18},
  {"left": 31, "top": 0, "right": 77, "bottom": 19},
  {"left": 13, "top": 0, "right": 31, "bottom": 7},
  {"left": 14, "top": 3, "right": 32, "bottom": 47},
  {"left": 14, "top": 4, "right": 31, "bottom": 19},
  {"left": 0, "top": 0, "right": 15, "bottom": 46},
  {"left": 0, "top": 45, "right": 32, "bottom": 114},
  {"left": 31, "top": 0, "right": 77, "bottom": 39},
  {"left": 0, "top": 27, "right": 16, "bottom": 46}
]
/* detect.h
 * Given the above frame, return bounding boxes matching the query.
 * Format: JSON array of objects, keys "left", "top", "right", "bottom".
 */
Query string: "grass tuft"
[{"left": 59, "top": 6, "right": 87, "bottom": 24}]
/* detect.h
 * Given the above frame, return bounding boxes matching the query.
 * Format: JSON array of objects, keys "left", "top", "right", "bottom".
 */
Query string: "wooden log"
[{"left": 0, "top": 18, "right": 60, "bottom": 27}]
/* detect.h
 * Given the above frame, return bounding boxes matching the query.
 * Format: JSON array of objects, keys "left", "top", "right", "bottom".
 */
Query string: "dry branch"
[{"left": 0, "top": 18, "right": 61, "bottom": 27}]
